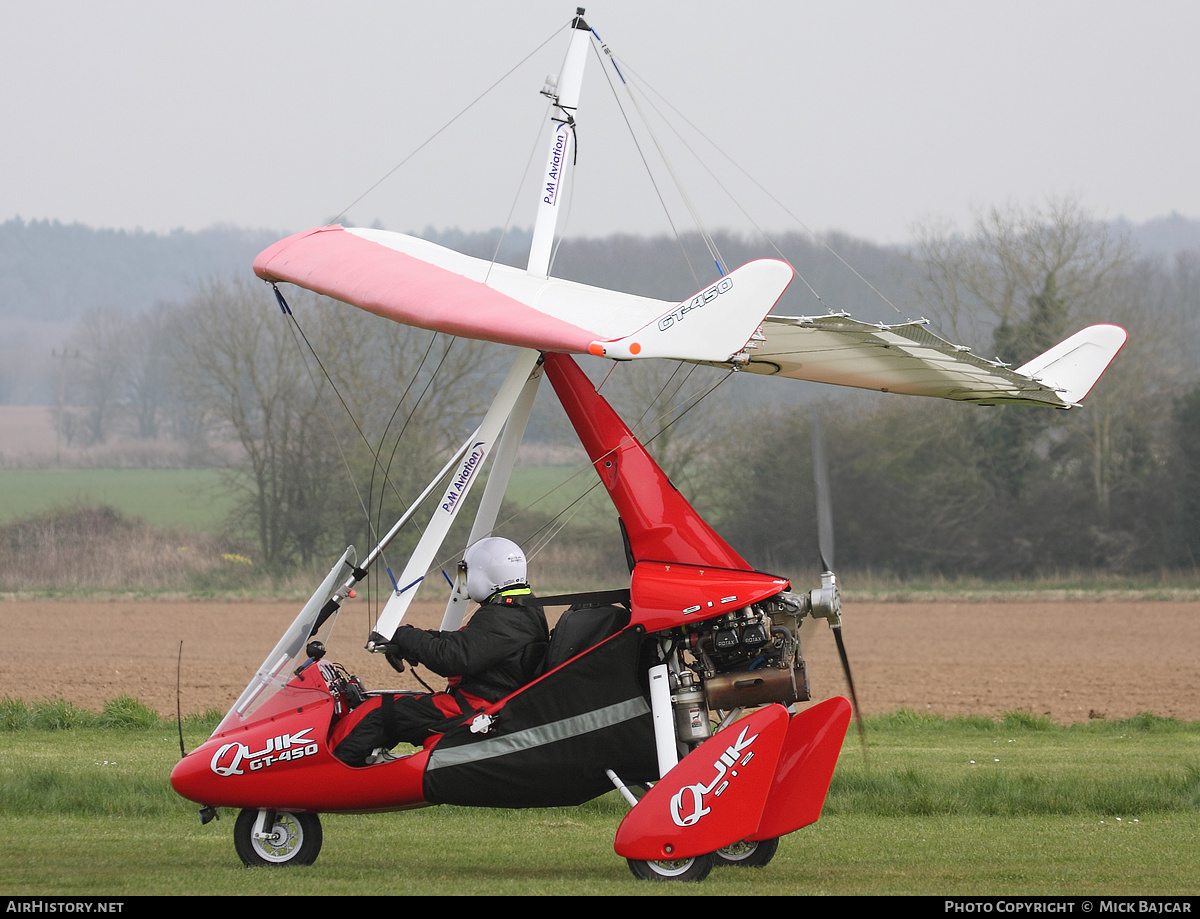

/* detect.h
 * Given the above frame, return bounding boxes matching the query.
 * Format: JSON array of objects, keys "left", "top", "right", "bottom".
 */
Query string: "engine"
[{"left": 664, "top": 591, "right": 812, "bottom": 748}]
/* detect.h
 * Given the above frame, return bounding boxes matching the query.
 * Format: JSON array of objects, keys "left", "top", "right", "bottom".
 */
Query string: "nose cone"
[{"left": 170, "top": 746, "right": 216, "bottom": 804}]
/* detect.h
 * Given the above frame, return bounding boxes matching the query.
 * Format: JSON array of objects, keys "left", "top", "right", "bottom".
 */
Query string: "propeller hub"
[{"left": 810, "top": 571, "right": 841, "bottom": 627}]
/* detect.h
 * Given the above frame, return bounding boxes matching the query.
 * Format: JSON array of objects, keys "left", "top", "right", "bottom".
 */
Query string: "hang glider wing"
[
  {"left": 255, "top": 226, "right": 1124, "bottom": 409},
  {"left": 253, "top": 225, "right": 793, "bottom": 365},
  {"left": 722, "top": 315, "right": 1127, "bottom": 408}
]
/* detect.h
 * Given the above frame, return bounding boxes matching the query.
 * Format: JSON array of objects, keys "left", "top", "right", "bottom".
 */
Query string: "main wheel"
[
  {"left": 234, "top": 809, "right": 323, "bottom": 867},
  {"left": 713, "top": 836, "right": 779, "bottom": 868},
  {"left": 627, "top": 853, "right": 715, "bottom": 882}
]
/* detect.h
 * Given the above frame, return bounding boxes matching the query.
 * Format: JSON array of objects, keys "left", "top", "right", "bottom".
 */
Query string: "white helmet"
[{"left": 463, "top": 537, "right": 527, "bottom": 602}]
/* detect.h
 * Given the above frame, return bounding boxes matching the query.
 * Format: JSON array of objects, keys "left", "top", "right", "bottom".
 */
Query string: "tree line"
[
  {"left": 51, "top": 199, "right": 1200, "bottom": 578},
  {"left": 708, "top": 201, "right": 1200, "bottom": 576}
]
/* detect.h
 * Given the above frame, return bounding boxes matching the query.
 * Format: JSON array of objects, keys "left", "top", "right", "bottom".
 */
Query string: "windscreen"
[{"left": 211, "top": 547, "right": 356, "bottom": 736}]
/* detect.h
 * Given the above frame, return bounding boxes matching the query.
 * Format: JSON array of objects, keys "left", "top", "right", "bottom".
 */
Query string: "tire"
[
  {"left": 234, "top": 809, "right": 323, "bottom": 867},
  {"left": 627, "top": 853, "right": 715, "bottom": 882},
  {"left": 713, "top": 836, "right": 779, "bottom": 868}
]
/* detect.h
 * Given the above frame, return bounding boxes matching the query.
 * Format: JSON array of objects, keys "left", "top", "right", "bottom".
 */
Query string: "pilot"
[{"left": 332, "top": 537, "right": 548, "bottom": 766}]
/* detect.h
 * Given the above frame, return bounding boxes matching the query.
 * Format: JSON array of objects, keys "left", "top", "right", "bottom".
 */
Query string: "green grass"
[
  {"left": 0, "top": 468, "right": 236, "bottom": 531},
  {"left": 829, "top": 710, "right": 1200, "bottom": 818},
  {"left": 502, "top": 464, "right": 614, "bottom": 528},
  {"left": 6, "top": 465, "right": 1198, "bottom": 600},
  {"left": 0, "top": 702, "right": 1197, "bottom": 894},
  {"left": 0, "top": 466, "right": 606, "bottom": 535}
]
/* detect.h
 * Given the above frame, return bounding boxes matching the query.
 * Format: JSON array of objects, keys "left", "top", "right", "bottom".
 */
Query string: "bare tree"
[
  {"left": 170, "top": 277, "right": 498, "bottom": 569},
  {"left": 911, "top": 198, "right": 1149, "bottom": 508},
  {"left": 63, "top": 308, "right": 129, "bottom": 446},
  {"left": 911, "top": 196, "right": 1134, "bottom": 352},
  {"left": 122, "top": 304, "right": 174, "bottom": 440}
]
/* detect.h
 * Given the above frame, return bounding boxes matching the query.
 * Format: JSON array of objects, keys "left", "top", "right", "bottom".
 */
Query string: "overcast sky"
[{"left": 3, "top": 0, "right": 1196, "bottom": 246}]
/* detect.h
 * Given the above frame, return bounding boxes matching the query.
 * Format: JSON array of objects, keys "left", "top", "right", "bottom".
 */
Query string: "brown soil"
[{"left": 4, "top": 597, "right": 1198, "bottom": 724}]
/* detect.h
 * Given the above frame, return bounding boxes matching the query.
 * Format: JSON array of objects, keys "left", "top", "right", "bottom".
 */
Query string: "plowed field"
[{"left": 7, "top": 597, "right": 1198, "bottom": 724}]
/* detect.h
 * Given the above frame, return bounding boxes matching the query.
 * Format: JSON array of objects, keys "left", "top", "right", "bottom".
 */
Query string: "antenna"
[{"left": 176, "top": 641, "right": 187, "bottom": 758}]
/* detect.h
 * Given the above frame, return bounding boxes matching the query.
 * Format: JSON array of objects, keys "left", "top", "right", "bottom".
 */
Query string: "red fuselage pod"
[
  {"left": 614, "top": 704, "right": 790, "bottom": 859},
  {"left": 171, "top": 666, "right": 429, "bottom": 814},
  {"left": 629, "top": 560, "right": 789, "bottom": 632}
]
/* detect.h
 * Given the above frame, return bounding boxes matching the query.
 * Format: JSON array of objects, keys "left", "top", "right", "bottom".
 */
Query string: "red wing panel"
[
  {"left": 614, "top": 705, "right": 789, "bottom": 860},
  {"left": 254, "top": 226, "right": 597, "bottom": 353}
]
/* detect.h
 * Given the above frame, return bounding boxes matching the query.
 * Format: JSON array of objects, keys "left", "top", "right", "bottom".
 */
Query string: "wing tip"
[
  {"left": 253, "top": 225, "right": 345, "bottom": 281},
  {"left": 1016, "top": 323, "right": 1129, "bottom": 405}
]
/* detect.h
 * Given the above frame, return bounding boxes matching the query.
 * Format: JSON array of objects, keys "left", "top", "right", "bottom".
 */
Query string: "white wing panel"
[{"left": 726, "top": 315, "right": 1123, "bottom": 408}]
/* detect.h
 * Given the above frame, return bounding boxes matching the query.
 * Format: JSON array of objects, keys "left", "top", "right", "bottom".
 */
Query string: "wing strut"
[{"left": 367, "top": 350, "right": 542, "bottom": 646}]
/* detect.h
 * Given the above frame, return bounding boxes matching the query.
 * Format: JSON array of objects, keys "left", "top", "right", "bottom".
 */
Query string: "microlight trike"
[{"left": 170, "top": 8, "right": 1125, "bottom": 881}]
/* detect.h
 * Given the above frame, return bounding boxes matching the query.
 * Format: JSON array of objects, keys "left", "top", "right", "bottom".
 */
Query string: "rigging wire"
[
  {"left": 369, "top": 335, "right": 465, "bottom": 611},
  {"left": 275, "top": 288, "right": 378, "bottom": 547},
  {"left": 588, "top": 36, "right": 701, "bottom": 291},
  {"left": 485, "top": 99, "right": 555, "bottom": 285},
  {"left": 618, "top": 79, "right": 830, "bottom": 310},
  {"left": 365, "top": 330, "right": 446, "bottom": 620},
  {"left": 331, "top": 22, "right": 569, "bottom": 226},
  {"left": 274, "top": 291, "right": 389, "bottom": 646},
  {"left": 591, "top": 37, "right": 726, "bottom": 277},
  {"left": 428, "top": 364, "right": 736, "bottom": 574},
  {"left": 629, "top": 361, "right": 698, "bottom": 435},
  {"left": 523, "top": 366, "right": 736, "bottom": 565},
  {"left": 619, "top": 84, "right": 726, "bottom": 276},
  {"left": 274, "top": 286, "right": 467, "bottom": 632},
  {"left": 615, "top": 57, "right": 910, "bottom": 321}
]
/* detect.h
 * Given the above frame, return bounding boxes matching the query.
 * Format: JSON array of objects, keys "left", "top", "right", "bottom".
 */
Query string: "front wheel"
[
  {"left": 627, "top": 853, "right": 714, "bottom": 882},
  {"left": 714, "top": 836, "right": 779, "bottom": 868},
  {"left": 234, "top": 809, "right": 322, "bottom": 867}
]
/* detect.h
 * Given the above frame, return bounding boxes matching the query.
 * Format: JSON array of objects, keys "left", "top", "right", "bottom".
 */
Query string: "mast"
[
  {"left": 527, "top": 8, "right": 591, "bottom": 278},
  {"left": 436, "top": 7, "right": 593, "bottom": 631},
  {"left": 371, "top": 10, "right": 593, "bottom": 642}
]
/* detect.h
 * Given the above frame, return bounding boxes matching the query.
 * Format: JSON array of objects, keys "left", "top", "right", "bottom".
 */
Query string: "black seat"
[{"left": 542, "top": 604, "right": 630, "bottom": 673}]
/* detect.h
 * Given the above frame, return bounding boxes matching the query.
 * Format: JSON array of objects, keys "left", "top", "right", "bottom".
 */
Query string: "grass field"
[
  {"left": 0, "top": 464, "right": 610, "bottom": 534},
  {"left": 6, "top": 465, "right": 1199, "bottom": 600},
  {"left": 0, "top": 468, "right": 236, "bottom": 531},
  {"left": 503, "top": 463, "right": 614, "bottom": 527},
  {"left": 1, "top": 701, "right": 1196, "bottom": 896}
]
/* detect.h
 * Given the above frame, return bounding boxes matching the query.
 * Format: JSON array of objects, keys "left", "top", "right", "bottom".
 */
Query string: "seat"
[{"left": 542, "top": 604, "right": 630, "bottom": 673}]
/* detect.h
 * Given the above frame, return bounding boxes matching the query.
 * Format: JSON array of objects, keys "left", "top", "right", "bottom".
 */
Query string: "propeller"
[{"left": 808, "top": 412, "right": 866, "bottom": 751}]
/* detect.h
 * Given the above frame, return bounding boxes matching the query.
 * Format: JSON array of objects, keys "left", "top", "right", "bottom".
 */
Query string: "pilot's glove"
[
  {"left": 385, "top": 625, "right": 420, "bottom": 674},
  {"left": 384, "top": 646, "right": 407, "bottom": 674}
]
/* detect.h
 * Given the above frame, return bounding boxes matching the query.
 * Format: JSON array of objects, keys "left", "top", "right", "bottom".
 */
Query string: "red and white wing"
[
  {"left": 254, "top": 226, "right": 793, "bottom": 365},
  {"left": 255, "top": 226, "right": 1125, "bottom": 409}
]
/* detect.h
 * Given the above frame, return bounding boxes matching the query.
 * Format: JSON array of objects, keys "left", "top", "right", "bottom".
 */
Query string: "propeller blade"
[
  {"left": 811, "top": 411, "right": 865, "bottom": 754},
  {"left": 831, "top": 625, "right": 867, "bottom": 753},
  {"left": 811, "top": 411, "right": 834, "bottom": 573}
]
